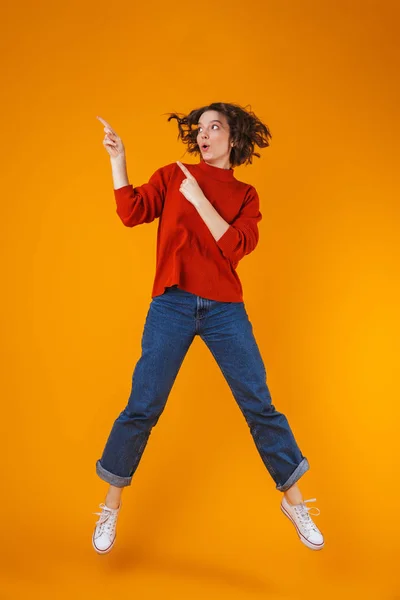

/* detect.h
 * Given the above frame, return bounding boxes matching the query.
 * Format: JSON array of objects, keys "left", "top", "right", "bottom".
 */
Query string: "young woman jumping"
[{"left": 92, "top": 102, "right": 324, "bottom": 554}]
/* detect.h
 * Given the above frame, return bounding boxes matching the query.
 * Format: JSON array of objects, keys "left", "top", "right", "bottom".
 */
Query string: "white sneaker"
[
  {"left": 280, "top": 496, "right": 324, "bottom": 550},
  {"left": 92, "top": 501, "right": 122, "bottom": 554}
]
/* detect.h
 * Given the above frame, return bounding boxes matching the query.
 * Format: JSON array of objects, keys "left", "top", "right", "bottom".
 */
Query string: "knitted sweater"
[{"left": 113, "top": 159, "right": 262, "bottom": 302}]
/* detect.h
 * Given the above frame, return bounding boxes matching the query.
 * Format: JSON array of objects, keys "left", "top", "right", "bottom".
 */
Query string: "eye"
[{"left": 197, "top": 124, "right": 219, "bottom": 133}]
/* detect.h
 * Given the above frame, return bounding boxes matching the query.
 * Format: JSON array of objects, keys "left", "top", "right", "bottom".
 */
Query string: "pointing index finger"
[
  {"left": 96, "top": 116, "right": 117, "bottom": 135},
  {"left": 176, "top": 161, "right": 193, "bottom": 179}
]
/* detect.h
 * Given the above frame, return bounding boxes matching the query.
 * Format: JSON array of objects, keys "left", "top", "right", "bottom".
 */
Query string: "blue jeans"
[{"left": 96, "top": 285, "right": 309, "bottom": 492}]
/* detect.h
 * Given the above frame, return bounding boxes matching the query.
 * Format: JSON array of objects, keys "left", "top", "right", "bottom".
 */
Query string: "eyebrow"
[{"left": 197, "top": 119, "right": 224, "bottom": 126}]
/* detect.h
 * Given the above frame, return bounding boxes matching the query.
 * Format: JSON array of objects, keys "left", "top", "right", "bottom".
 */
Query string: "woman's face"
[{"left": 196, "top": 110, "right": 233, "bottom": 167}]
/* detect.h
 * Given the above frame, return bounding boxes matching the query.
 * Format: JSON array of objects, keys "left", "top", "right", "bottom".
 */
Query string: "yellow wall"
[{"left": 1, "top": 0, "right": 398, "bottom": 597}]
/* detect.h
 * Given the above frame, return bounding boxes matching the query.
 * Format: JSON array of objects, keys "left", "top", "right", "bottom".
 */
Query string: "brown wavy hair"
[{"left": 164, "top": 101, "right": 272, "bottom": 168}]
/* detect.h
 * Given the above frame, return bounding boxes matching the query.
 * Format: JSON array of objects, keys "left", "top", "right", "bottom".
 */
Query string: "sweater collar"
[{"left": 197, "top": 159, "right": 235, "bottom": 182}]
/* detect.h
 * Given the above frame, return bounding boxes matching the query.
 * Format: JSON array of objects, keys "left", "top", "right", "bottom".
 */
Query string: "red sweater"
[{"left": 113, "top": 159, "right": 262, "bottom": 302}]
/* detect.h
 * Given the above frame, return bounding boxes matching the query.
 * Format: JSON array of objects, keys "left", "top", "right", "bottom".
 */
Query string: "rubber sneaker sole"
[{"left": 92, "top": 530, "right": 117, "bottom": 554}]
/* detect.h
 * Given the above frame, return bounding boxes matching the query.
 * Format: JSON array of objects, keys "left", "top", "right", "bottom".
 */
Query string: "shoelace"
[
  {"left": 291, "top": 498, "right": 321, "bottom": 533},
  {"left": 93, "top": 503, "right": 119, "bottom": 537}
]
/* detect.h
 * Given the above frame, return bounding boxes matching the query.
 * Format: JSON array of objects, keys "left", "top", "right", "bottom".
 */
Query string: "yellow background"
[{"left": 1, "top": 0, "right": 399, "bottom": 598}]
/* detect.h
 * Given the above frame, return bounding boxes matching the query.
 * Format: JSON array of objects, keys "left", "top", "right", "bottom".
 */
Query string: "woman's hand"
[
  {"left": 176, "top": 161, "right": 206, "bottom": 208},
  {"left": 97, "top": 116, "right": 125, "bottom": 160}
]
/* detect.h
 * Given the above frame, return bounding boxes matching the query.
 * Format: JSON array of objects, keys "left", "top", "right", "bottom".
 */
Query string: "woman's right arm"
[
  {"left": 97, "top": 115, "right": 170, "bottom": 227},
  {"left": 97, "top": 115, "right": 129, "bottom": 189},
  {"left": 110, "top": 155, "right": 129, "bottom": 189}
]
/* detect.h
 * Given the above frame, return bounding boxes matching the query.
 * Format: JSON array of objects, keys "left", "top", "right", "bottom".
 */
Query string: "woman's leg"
[
  {"left": 199, "top": 299, "right": 310, "bottom": 493},
  {"left": 283, "top": 482, "right": 303, "bottom": 505},
  {"left": 96, "top": 288, "right": 196, "bottom": 489},
  {"left": 104, "top": 484, "right": 123, "bottom": 509}
]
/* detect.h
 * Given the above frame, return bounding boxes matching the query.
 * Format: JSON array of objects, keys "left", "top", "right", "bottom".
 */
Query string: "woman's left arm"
[
  {"left": 176, "top": 161, "right": 262, "bottom": 264},
  {"left": 202, "top": 186, "right": 262, "bottom": 265}
]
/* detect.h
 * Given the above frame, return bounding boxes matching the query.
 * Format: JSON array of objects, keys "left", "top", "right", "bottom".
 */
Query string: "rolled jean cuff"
[
  {"left": 96, "top": 459, "right": 132, "bottom": 488},
  {"left": 276, "top": 457, "right": 310, "bottom": 492}
]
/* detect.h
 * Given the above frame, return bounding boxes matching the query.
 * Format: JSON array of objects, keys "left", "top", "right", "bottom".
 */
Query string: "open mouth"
[{"left": 201, "top": 144, "right": 210, "bottom": 151}]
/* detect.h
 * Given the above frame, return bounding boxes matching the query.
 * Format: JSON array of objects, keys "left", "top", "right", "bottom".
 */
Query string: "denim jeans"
[{"left": 96, "top": 285, "right": 309, "bottom": 492}]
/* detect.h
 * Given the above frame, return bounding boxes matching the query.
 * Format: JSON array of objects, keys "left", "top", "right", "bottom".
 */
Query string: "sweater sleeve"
[
  {"left": 114, "top": 165, "right": 171, "bottom": 227},
  {"left": 216, "top": 186, "right": 262, "bottom": 266}
]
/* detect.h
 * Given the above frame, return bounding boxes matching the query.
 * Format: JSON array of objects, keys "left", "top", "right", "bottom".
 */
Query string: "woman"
[{"left": 92, "top": 102, "right": 324, "bottom": 554}]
